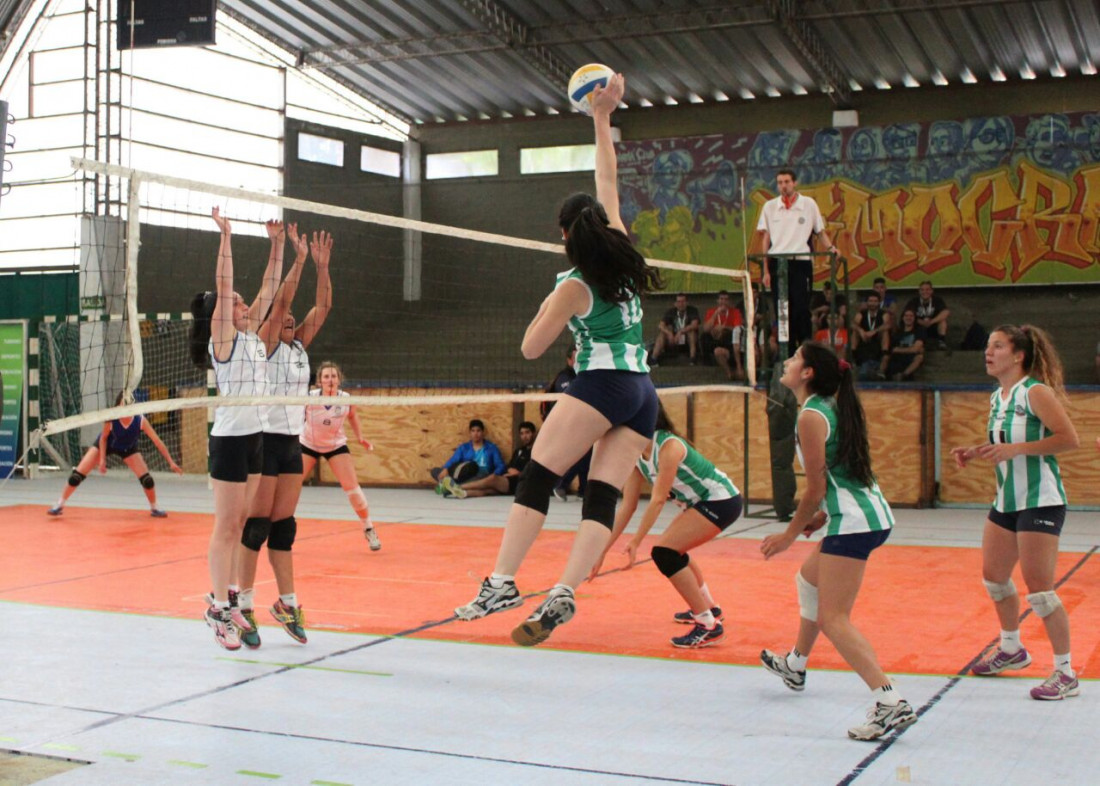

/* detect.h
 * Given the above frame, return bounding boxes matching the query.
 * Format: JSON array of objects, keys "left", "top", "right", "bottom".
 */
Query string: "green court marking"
[
  {"left": 41, "top": 744, "right": 80, "bottom": 752},
  {"left": 217, "top": 657, "right": 392, "bottom": 677},
  {"left": 168, "top": 759, "right": 208, "bottom": 769},
  {"left": 103, "top": 751, "right": 140, "bottom": 761},
  {"left": 237, "top": 770, "right": 282, "bottom": 779},
  {"left": 311, "top": 780, "right": 354, "bottom": 786},
  {"left": 0, "top": 736, "right": 17, "bottom": 742}
]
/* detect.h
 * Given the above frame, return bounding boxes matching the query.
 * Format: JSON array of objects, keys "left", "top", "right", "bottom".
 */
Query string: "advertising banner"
[{"left": 0, "top": 321, "right": 27, "bottom": 478}]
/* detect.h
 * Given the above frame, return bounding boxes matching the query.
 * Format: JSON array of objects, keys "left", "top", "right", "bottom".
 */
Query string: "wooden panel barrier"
[{"left": 179, "top": 386, "right": 1095, "bottom": 507}]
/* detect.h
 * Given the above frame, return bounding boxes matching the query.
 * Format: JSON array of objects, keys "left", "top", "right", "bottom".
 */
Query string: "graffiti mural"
[{"left": 617, "top": 111, "right": 1100, "bottom": 290}]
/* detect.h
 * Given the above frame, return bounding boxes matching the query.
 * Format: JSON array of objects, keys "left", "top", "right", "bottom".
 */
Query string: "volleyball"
[{"left": 567, "top": 63, "right": 615, "bottom": 115}]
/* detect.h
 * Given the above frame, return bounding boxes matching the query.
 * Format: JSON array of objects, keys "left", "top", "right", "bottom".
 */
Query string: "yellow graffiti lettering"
[{"left": 957, "top": 170, "right": 1023, "bottom": 280}]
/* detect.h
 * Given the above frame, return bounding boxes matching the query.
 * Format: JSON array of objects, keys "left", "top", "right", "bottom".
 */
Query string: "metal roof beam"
[
  {"left": 769, "top": 0, "right": 852, "bottom": 106},
  {"left": 457, "top": 0, "right": 572, "bottom": 90}
]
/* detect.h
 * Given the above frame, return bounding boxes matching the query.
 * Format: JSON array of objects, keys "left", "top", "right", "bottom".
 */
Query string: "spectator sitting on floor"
[
  {"left": 429, "top": 418, "right": 506, "bottom": 489},
  {"left": 852, "top": 290, "right": 890, "bottom": 380},
  {"left": 650, "top": 292, "right": 700, "bottom": 366},
  {"left": 904, "top": 280, "right": 950, "bottom": 350},
  {"left": 884, "top": 307, "right": 925, "bottom": 381},
  {"left": 442, "top": 422, "right": 537, "bottom": 498},
  {"left": 701, "top": 290, "right": 745, "bottom": 380}
]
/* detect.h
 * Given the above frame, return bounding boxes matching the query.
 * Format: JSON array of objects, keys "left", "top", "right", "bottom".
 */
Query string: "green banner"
[{"left": 0, "top": 321, "right": 26, "bottom": 478}]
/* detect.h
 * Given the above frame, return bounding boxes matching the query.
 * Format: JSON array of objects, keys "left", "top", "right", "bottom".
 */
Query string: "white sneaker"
[
  {"left": 848, "top": 700, "right": 917, "bottom": 741},
  {"left": 364, "top": 525, "right": 382, "bottom": 551},
  {"left": 455, "top": 578, "right": 523, "bottom": 620},
  {"left": 511, "top": 587, "right": 576, "bottom": 647},
  {"left": 204, "top": 606, "right": 242, "bottom": 651}
]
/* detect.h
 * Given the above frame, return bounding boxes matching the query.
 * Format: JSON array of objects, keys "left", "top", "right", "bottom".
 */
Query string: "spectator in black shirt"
[
  {"left": 904, "top": 280, "right": 950, "bottom": 350},
  {"left": 884, "top": 307, "right": 926, "bottom": 381},
  {"left": 650, "top": 293, "right": 701, "bottom": 365},
  {"left": 852, "top": 291, "right": 890, "bottom": 380}
]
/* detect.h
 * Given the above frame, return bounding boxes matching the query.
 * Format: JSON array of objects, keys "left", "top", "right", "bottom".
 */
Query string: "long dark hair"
[
  {"left": 558, "top": 193, "right": 663, "bottom": 303},
  {"left": 993, "top": 324, "right": 1066, "bottom": 399},
  {"left": 189, "top": 291, "right": 216, "bottom": 369},
  {"left": 800, "top": 341, "right": 874, "bottom": 487}
]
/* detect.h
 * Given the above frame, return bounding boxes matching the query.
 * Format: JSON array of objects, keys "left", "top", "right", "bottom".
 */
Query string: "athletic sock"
[
  {"left": 699, "top": 583, "right": 716, "bottom": 608},
  {"left": 280, "top": 593, "right": 298, "bottom": 608},
  {"left": 53, "top": 499, "right": 64, "bottom": 509},
  {"left": 1000, "top": 629, "right": 1022, "bottom": 654},
  {"left": 488, "top": 573, "right": 514, "bottom": 587},
  {"left": 693, "top": 609, "right": 716, "bottom": 629},
  {"left": 552, "top": 582, "right": 574, "bottom": 595},
  {"left": 213, "top": 600, "right": 230, "bottom": 612},
  {"left": 1054, "top": 652, "right": 1074, "bottom": 676},
  {"left": 363, "top": 517, "right": 374, "bottom": 529},
  {"left": 872, "top": 684, "right": 902, "bottom": 707},
  {"left": 787, "top": 648, "right": 809, "bottom": 672},
  {"left": 238, "top": 588, "right": 255, "bottom": 611}
]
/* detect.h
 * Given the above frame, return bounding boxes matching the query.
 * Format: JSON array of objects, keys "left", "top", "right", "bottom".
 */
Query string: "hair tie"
[{"left": 838, "top": 359, "right": 851, "bottom": 373}]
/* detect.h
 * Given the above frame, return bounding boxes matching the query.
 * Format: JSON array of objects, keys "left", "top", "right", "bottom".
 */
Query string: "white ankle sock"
[
  {"left": 693, "top": 609, "right": 716, "bottom": 629},
  {"left": 364, "top": 517, "right": 374, "bottom": 529},
  {"left": 238, "top": 588, "right": 255, "bottom": 611},
  {"left": 872, "top": 684, "right": 902, "bottom": 706},
  {"left": 553, "top": 583, "right": 574, "bottom": 595},
  {"left": 787, "top": 649, "right": 809, "bottom": 672},
  {"left": 1054, "top": 652, "right": 1073, "bottom": 676},
  {"left": 489, "top": 574, "right": 513, "bottom": 587},
  {"left": 1000, "top": 629, "right": 1022, "bottom": 654},
  {"left": 280, "top": 593, "right": 298, "bottom": 608}
]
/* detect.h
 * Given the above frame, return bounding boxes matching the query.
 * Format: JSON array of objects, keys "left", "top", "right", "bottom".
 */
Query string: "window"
[
  {"left": 298, "top": 132, "right": 344, "bottom": 167},
  {"left": 425, "top": 149, "right": 498, "bottom": 180},
  {"left": 520, "top": 144, "right": 596, "bottom": 175},
  {"left": 360, "top": 145, "right": 400, "bottom": 177}
]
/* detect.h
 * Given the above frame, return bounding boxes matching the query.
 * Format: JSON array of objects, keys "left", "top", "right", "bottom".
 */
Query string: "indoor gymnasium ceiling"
[{"left": 217, "top": 0, "right": 1100, "bottom": 125}]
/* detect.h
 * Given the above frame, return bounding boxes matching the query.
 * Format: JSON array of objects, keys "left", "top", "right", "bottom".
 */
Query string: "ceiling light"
[
  {"left": 735, "top": 89, "right": 752, "bottom": 100},
  {"left": 546, "top": 107, "right": 559, "bottom": 115},
  {"left": 523, "top": 108, "right": 536, "bottom": 117},
  {"left": 477, "top": 112, "right": 490, "bottom": 120},
  {"left": 932, "top": 71, "right": 948, "bottom": 86},
  {"left": 638, "top": 98, "right": 653, "bottom": 107},
  {"left": 688, "top": 93, "right": 704, "bottom": 104},
  {"left": 849, "top": 79, "right": 863, "bottom": 92},
  {"left": 793, "top": 84, "right": 808, "bottom": 95},
  {"left": 990, "top": 67, "right": 1006, "bottom": 81},
  {"left": 714, "top": 90, "right": 730, "bottom": 101},
  {"left": 664, "top": 96, "right": 678, "bottom": 106},
  {"left": 1050, "top": 63, "right": 1066, "bottom": 77},
  {"left": 961, "top": 68, "right": 977, "bottom": 84},
  {"left": 1020, "top": 65, "right": 1036, "bottom": 79},
  {"left": 903, "top": 74, "right": 919, "bottom": 88},
  {"left": 500, "top": 110, "right": 513, "bottom": 118},
  {"left": 874, "top": 78, "right": 891, "bottom": 90},
  {"left": 455, "top": 114, "right": 468, "bottom": 122},
  {"left": 765, "top": 86, "right": 781, "bottom": 97},
  {"left": 1083, "top": 62, "right": 1098, "bottom": 75}
]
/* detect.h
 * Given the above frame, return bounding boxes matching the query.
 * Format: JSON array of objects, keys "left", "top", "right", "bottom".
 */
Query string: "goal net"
[{"left": 31, "top": 157, "right": 754, "bottom": 475}]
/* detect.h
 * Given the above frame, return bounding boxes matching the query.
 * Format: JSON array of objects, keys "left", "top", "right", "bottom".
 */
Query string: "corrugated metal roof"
[{"left": 5, "top": 1, "right": 1098, "bottom": 125}]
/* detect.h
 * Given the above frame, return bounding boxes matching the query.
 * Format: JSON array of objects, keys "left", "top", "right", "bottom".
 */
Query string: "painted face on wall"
[
  {"left": 968, "top": 117, "right": 1014, "bottom": 157},
  {"left": 848, "top": 129, "right": 880, "bottom": 162},
  {"left": 1025, "top": 114, "right": 1071, "bottom": 166},
  {"left": 883, "top": 124, "right": 920, "bottom": 160},
  {"left": 929, "top": 122, "right": 963, "bottom": 156}
]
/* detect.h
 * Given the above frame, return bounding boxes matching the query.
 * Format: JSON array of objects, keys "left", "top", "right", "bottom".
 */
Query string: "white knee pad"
[
  {"left": 1026, "top": 591, "right": 1062, "bottom": 618},
  {"left": 796, "top": 572, "right": 818, "bottom": 622},
  {"left": 983, "top": 578, "right": 1017, "bottom": 602}
]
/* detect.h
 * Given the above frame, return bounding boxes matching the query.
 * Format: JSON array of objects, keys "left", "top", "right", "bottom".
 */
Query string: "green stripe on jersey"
[
  {"left": 798, "top": 395, "right": 894, "bottom": 537},
  {"left": 986, "top": 377, "right": 1066, "bottom": 512},
  {"left": 636, "top": 430, "right": 738, "bottom": 504},
  {"left": 556, "top": 268, "right": 649, "bottom": 373}
]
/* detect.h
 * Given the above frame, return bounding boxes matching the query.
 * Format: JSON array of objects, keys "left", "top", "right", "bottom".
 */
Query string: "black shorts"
[
  {"left": 691, "top": 495, "right": 743, "bottom": 531},
  {"left": 93, "top": 445, "right": 139, "bottom": 460},
  {"left": 820, "top": 528, "right": 891, "bottom": 561},
  {"left": 262, "top": 432, "right": 304, "bottom": 476},
  {"left": 989, "top": 505, "right": 1066, "bottom": 536},
  {"left": 209, "top": 433, "right": 263, "bottom": 482},
  {"left": 565, "top": 370, "right": 659, "bottom": 439},
  {"left": 301, "top": 444, "right": 351, "bottom": 461}
]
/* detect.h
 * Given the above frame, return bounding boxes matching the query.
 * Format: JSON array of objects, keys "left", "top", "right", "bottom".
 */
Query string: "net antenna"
[{"left": 34, "top": 157, "right": 755, "bottom": 450}]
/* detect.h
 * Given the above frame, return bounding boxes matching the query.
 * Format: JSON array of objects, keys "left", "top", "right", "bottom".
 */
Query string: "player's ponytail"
[{"left": 801, "top": 341, "right": 874, "bottom": 487}]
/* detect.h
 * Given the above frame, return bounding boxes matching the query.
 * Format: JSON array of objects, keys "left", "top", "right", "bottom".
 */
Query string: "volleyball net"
[{"left": 30, "top": 157, "right": 755, "bottom": 474}]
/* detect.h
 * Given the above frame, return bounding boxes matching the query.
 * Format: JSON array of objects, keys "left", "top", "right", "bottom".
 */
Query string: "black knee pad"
[
  {"left": 138, "top": 473, "right": 155, "bottom": 490},
  {"left": 513, "top": 460, "right": 561, "bottom": 515},
  {"left": 581, "top": 480, "right": 621, "bottom": 530},
  {"left": 240, "top": 516, "right": 271, "bottom": 551},
  {"left": 267, "top": 516, "right": 297, "bottom": 551},
  {"left": 651, "top": 545, "right": 689, "bottom": 577},
  {"left": 68, "top": 471, "right": 86, "bottom": 488}
]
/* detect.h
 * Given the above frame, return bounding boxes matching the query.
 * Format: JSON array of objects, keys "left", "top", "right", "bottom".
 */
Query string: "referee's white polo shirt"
[{"left": 756, "top": 193, "right": 825, "bottom": 255}]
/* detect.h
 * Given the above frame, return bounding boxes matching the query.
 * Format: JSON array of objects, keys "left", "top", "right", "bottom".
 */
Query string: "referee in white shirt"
[{"left": 754, "top": 168, "right": 837, "bottom": 356}]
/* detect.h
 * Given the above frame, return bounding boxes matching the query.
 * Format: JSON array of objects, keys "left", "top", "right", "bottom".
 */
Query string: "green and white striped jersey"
[
  {"left": 797, "top": 394, "right": 894, "bottom": 536},
  {"left": 637, "top": 430, "right": 738, "bottom": 505},
  {"left": 987, "top": 377, "right": 1067, "bottom": 513},
  {"left": 555, "top": 268, "right": 649, "bottom": 373}
]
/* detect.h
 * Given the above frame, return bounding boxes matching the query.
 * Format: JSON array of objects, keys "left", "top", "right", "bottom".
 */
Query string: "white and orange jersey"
[{"left": 300, "top": 389, "right": 352, "bottom": 452}]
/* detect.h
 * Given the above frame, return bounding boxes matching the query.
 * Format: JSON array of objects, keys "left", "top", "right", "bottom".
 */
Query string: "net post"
[
  {"left": 25, "top": 320, "right": 40, "bottom": 478},
  {"left": 123, "top": 175, "right": 143, "bottom": 398}
]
